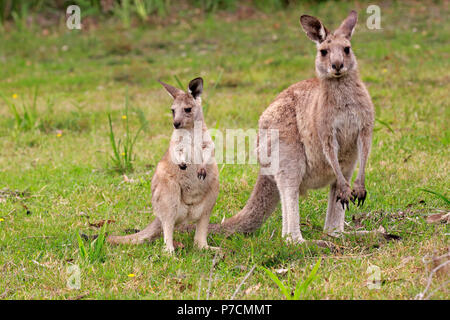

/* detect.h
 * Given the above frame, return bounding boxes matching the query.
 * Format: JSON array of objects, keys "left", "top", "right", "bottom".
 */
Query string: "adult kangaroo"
[{"left": 203, "top": 10, "right": 375, "bottom": 245}]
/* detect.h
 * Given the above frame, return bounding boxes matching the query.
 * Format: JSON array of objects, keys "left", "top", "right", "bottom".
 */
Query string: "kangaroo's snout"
[
  {"left": 332, "top": 63, "right": 343, "bottom": 71},
  {"left": 173, "top": 121, "right": 181, "bottom": 129}
]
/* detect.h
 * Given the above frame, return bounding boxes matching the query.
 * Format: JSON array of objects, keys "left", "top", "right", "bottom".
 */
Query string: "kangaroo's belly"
[
  {"left": 304, "top": 151, "right": 358, "bottom": 189},
  {"left": 302, "top": 133, "right": 359, "bottom": 190},
  {"left": 179, "top": 163, "right": 218, "bottom": 205}
]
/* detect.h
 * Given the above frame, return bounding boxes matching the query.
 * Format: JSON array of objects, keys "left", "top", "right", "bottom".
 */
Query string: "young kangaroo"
[
  {"left": 107, "top": 77, "right": 219, "bottom": 253},
  {"left": 187, "top": 10, "right": 375, "bottom": 245}
]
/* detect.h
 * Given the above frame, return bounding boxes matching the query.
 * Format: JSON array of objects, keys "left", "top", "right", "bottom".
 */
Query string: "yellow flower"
[
  {"left": 121, "top": 152, "right": 126, "bottom": 156},
  {"left": 0, "top": 218, "right": 4, "bottom": 222},
  {"left": 12, "top": 94, "right": 18, "bottom": 99},
  {"left": 122, "top": 115, "right": 127, "bottom": 120},
  {"left": 128, "top": 273, "right": 135, "bottom": 278},
  {"left": 382, "top": 68, "right": 388, "bottom": 73},
  {"left": 57, "top": 133, "right": 62, "bottom": 137}
]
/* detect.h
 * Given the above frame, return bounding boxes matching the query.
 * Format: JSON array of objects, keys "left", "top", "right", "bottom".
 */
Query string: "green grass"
[
  {"left": 0, "top": 1, "right": 449, "bottom": 299},
  {"left": 107, "top": 93, "right": 147, "bottom": 173},
  {"left": 76, "top": 224, "right": 107, "bottom": 263},
  {"left": 261, "top": 257, "right": 322, "bottom": 300}
]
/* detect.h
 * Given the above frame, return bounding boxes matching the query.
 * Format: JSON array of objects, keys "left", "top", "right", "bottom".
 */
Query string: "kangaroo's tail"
[
  {"left": 107, "top": 217, "right": 162, "bottom": 244},
  {"left": 218, "top": 172, "right": 279, "bottom": 233}
]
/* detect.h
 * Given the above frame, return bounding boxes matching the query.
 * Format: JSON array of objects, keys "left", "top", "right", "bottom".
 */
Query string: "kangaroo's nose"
[
  {"left": 173, "top": 122, "right": 181, "bottom": 129},
  {"left": 332, "top": 63, "right": 344, "bottom": 71}
]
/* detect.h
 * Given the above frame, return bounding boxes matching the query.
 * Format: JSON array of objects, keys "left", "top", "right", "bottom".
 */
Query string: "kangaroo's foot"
[
  {"left": 284, "top": 232, "right": 304, "bottom": 245},
  {"left": 308, "top": 240, "right": 336, "bottom": 249},
  {"left": 196, "top": 243, "right": 221, "bottom": 251},
  {"left": 163, "top": 246, "right": 175, "bottom": 254},
  {"left": 285, "top": 236, "right": 336, "bottom": 251}
]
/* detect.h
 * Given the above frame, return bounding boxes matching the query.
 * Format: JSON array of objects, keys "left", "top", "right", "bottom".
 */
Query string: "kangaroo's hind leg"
[
  {"left": 324, "top": 168, "right": 355, "bottom": 236},
  {"left": 191, "top": 187, "right": 219, "bottom": 250},
  {"left": 273, "top": 142, "right": 305, "bottom": 243},
  {"left": 153, "top": 179, "right": 186, "bottom": 253}
]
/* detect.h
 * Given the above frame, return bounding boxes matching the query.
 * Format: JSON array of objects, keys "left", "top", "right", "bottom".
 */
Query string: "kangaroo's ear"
[
  {"left": 334, "top": 10, "right": 358, "bottom": 40},
  {"left": 159, "top": 80, "right": 183, "bottom": 99},
  {"left": 300, "top": 14, "right": 329, "bottom": 44},
  {"left": 188, "top": 77, "right": 203, "bottom": 99}
]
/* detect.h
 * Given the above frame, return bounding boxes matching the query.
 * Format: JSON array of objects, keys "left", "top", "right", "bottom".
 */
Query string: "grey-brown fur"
[{"left": 194, "top": 10, "right": 375, "bottom": 243}]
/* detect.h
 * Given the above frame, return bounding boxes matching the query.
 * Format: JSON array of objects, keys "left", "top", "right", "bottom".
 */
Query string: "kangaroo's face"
[
  {"left": 159, "top": 78, "right": 204, "bottom": 130},
  {"left": 300, "top": 11, "right": 358, "bottom": 79},
  {"left": 316, "top": 35, "right": 356, "bottom": 78}
]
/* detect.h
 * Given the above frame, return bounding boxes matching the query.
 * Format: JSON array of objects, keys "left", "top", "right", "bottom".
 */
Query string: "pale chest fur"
[
  {"left": 332, "top": 104, "right": 362, "bottom": 154},
  {"left": 320, "top": 79, "right": 371, "bottom": 155},
  {"left": 169, "top": 130, "right": 218, "bottom": 206},
  {"left": 178, "top": 163, "right": 217, "bottom": 205}
]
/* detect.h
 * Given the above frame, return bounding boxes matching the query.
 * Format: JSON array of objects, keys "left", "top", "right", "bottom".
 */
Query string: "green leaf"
[
  {"left": 76, "top": 232, "right": 87, "bottom": 260},
  {"left": 260, "top": 266, "right": 292, "bottom": 300},
  {"left": 173, "top": 75, "right": 184, "bottom": 90},
  {"left": 375, "top": 119, "right": 394, "bottom": 133},
  {"left": 420, "top": 188, "right": 450, "bottom": 205},
  {"left": 293, "top": 257, "right": 321, "bottom": 299}
]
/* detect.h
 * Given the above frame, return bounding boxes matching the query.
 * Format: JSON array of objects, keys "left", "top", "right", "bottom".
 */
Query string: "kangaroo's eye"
[
  {"left": 184, "top": 108, "right": 192, "bottom": 113},
  {"left": 344, "top": 47, "right": 350, "bottom": 54},
  {"left": 320, "top": 49, "right": 328, "bottom": 57}
]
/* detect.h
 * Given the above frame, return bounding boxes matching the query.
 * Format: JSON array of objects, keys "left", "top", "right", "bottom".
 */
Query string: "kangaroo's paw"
[
  {"left": 197, "top": 167, "right": 207, "bottom": 180},
  {"left": 351, "top": 182, "right": 367, "bottom": 207},
  {"left": 179, "top": 162, "right": 187, "bottom": 170},
  {"left": 336, "top": 182, "right": 353, "bottom": 210}
]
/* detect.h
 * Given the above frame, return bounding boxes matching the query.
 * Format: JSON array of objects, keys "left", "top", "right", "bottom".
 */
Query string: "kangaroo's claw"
[
  {"left": 336, "top": 196, "right": 350, "bottom": 211},
  {"left": 197, "top": 167, "right": 207, "bottom": 180},
  {"left": 352, "top": 188, "right": 367, "bottom": 207}
]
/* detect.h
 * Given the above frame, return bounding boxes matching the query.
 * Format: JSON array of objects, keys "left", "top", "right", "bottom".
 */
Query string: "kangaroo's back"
[{"left": 258, "top": 78, "right": 320, "bottom": 136}]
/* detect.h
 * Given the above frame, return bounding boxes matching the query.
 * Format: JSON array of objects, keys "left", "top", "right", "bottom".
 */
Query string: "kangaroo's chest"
[
  {"left": 179, "top": 165, "right": 211, "bottom": 204},
  {"left": 333, "top": 106, "right": 361, "bottom": 152}
]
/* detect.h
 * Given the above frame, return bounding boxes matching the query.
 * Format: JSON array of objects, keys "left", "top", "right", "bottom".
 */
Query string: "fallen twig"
[
  {"left": 197, "top": 277, "right": 203, "bottom": 300},
  {"left": 415, "top": 253, "right": 450, "bottom": 300},
  {"left": 32, "top": 260, "right": 49, "bottom": 268},
  {"left": 0, "top": 289, "right": 9, "bottom": 299},
  {"left": 206, "top": 252, "right": 219, "bottom": 300},
  {"left": 231, "top": 265, "right": 257, "bottom": 300}
]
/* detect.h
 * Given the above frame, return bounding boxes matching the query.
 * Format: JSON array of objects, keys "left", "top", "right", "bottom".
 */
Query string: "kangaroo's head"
[
  {"left": 159, "top": 77, "right": 204, "bottom": 130},
  {"left": 300, "top": 11, "right": 358, "bottom": 79}
]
